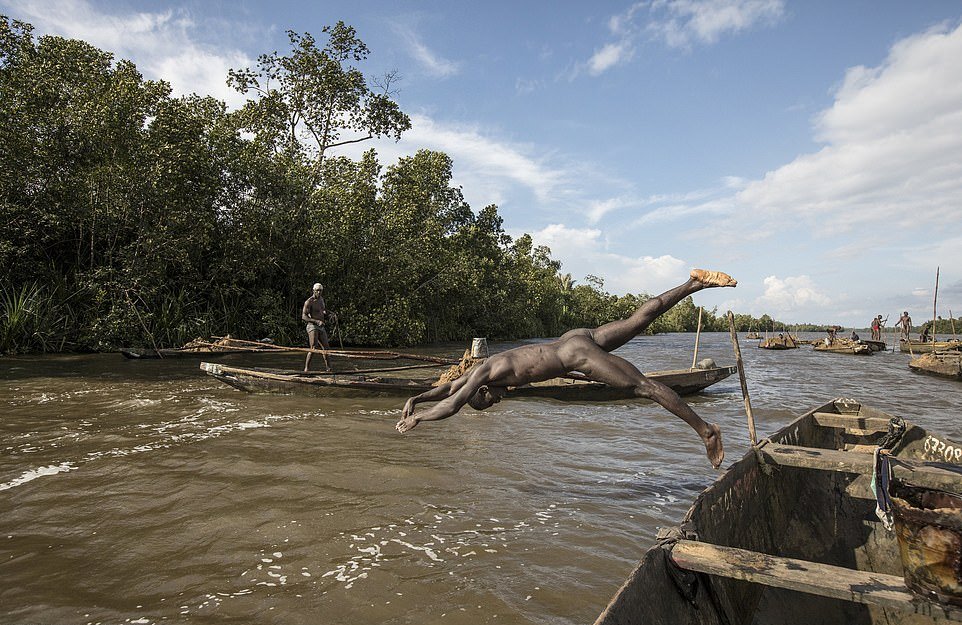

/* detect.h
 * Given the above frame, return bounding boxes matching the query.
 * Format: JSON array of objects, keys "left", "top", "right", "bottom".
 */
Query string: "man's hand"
[{"left": 396, "top": 415, "right": 419, "bottom": 433}]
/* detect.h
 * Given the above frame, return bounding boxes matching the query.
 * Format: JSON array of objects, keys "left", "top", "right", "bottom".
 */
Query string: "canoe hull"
[
  {"left": 594, "top": 398, "right": 962, "bottom": 625},
  {"left": 201, "top": 363, "right": 738, "bottom": 399},
  {"left": 909, "top": 352, "right": 962, "bottom": 380},
  {"left": 901, "top": 340, "right": 962, "bottom": 354}
]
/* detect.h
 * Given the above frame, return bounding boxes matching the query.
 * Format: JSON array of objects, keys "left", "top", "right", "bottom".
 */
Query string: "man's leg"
[
  {"left": 575, "top": 345, "right": 723, "bottom": 468},
  {"left": 590, "top": 269, "right": 735, "bottom": 353},
  {"left": 304, "top": 330, "right": 316, "bottom": 372},
  {"left": 319, "top": 328, "right": 331, "bottom": 370}
]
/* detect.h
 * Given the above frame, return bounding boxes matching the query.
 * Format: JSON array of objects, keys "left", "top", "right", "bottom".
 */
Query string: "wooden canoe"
[
  {"left": 909, "top": 351, "right": 962, "bottom": 380},
  {"left": 900, "top": 340, "right": 962, "bottom": 354},
  {"left": 199, "top": 363, "right": 737, "bottom": 399},
  {"left": 813, "top": 340, "right": 874, "bottom": 355},
  {"left": 758, "top": 336, "right": 799, "bottom": 350},
  {"left": 594, "top": 398, "right": 962, "bottom": 624},
  {"left": 121, "top": 346, "right": 295, "bottom": 359}
]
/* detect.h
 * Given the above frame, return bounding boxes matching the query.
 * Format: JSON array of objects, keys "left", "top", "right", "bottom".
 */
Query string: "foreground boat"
[
  {"left": 909, "top": 351, "right": 962, "bottom": 381},
  {"left": 900, "top": 339, "right": 962, "bottom": 354},
  {"left": 595, "top": 398, "right": 962, "bottom": 624},
  {"left": 200, "top": 362, "right": 737, "bottom": 399}
]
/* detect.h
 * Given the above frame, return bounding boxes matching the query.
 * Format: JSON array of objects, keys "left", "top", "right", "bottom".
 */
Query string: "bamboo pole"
[
  {"left": 208, "top": 336, "right": 458, "bottom": 364},
  {"left": 951, "top": 309, "right": 958, "bottom": 340},
  {"left": 932, "top": 266, "right": 940, "bottom": 343},
  {"left": 691, "top": 307, "right": 704, "bottom": 370},
  {"left": 727, "top": 311, "right": 757, "bottom": 446}
]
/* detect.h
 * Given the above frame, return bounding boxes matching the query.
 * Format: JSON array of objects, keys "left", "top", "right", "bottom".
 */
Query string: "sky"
[{"left": 4, "top": 0, "right": 962, "bottom": 329}]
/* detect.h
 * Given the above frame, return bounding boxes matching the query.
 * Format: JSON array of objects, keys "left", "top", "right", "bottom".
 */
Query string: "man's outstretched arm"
[{"left": 396, "top": 368, "right": 489, "bottom": 433}]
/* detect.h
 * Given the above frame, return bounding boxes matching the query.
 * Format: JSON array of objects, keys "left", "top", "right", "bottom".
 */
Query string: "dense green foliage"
[{"left": 0, "top": 17, "right": 802, "bottom": 353}]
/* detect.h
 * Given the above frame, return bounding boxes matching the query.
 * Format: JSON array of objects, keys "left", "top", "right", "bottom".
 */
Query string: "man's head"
[
  {"left": 903, "top": 311, "right": 909, "bottom": 316},
  {"left": 312, "top": 283, "right": 323, "bottom": 294},
  {"left": 467, "top": 385, "right": 505, "bottom": 411}
]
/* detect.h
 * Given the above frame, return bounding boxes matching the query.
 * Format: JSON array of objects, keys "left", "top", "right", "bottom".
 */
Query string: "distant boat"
[
  {"left": 593, "top": 398, "right": 962, "bottom": 624},
  {"left": 900, "top": 339, "right": 962, "bottom": 354},
  {"left": 909, "top": 350, "right": 962, "bottom": 380},
  {"left": 758, "top": 335, "right": 799, "bottom": 350},
  {"left": 746, "top": 331, "right": 761, "bottom": 339},
  {"left": 814, "top": 339, "right": 874, "bottom": 355}
]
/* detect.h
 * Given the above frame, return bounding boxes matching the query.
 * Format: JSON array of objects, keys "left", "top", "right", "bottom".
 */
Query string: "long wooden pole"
[
  {"left": 208, "top": 336, "right": 457, "bottom": 364},
  {"left": 691, "top": 307, "right": 704, "bottom": 370},
  {"left": 932, "top": 266, "right": 940, "bottom": 342},
  {"left": 727, "top": 311, "right": 757, "bottom": 446},
  {"left": 951, "top": 309, "right": 958, "bottom": 340}
]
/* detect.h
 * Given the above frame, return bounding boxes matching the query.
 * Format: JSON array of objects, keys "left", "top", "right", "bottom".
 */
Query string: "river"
[{"left": 2, "top": 332, "right": 960, "bottom": 624}]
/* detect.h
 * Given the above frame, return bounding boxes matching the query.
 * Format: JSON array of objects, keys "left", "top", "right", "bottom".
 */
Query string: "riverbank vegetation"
[{"left": 1, "top": 17, "right": 802, "bottom": 354}]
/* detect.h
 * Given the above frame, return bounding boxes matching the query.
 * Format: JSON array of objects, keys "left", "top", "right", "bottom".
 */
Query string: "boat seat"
[
  {"left": 670, "top": 539, "right": 962, "bottom": 621},
  {"left": 758, "top": 441, "right": 962, "bottom": 494},
  {"left": 811, "top": 411, "right": 890, "bottom": 433}
]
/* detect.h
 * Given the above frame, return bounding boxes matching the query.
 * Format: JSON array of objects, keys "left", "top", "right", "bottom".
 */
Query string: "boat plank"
[
  {"left": 812, "top": 412, "right": 891, "bottom": 432},
  {"left": 670, "top": 540, "right": 962, "bottom": 621},
  {"left": 759, "top": 443, "right": 962, "bottom": 493}
]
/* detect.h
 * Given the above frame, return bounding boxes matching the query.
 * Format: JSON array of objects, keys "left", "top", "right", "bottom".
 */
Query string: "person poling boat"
[
  {"left": 302, "top": 282, "right": 336, "bottom": 372},
  {"left": 395, "top": 269, "right": 738, "bottom": 469}
]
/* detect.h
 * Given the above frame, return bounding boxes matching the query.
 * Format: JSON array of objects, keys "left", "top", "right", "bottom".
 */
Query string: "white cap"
[{"left": 312, "top": 283, "right": 323, "bottom": 291}]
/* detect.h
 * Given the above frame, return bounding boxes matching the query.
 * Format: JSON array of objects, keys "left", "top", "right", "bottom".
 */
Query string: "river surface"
[{"left": 2, "top": 332, "right": 961, "bottom": 625}]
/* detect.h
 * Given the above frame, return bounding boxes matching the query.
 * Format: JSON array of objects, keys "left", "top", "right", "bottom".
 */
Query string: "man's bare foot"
[
  {"left": 704, "top": 422, "right": 724, "bottom": 469},
  {"left": 691, "top": 269, "right": 737, "bottom": 288},
  {"left": 396, "top": 415, "right": 419, "bottom": 433}
]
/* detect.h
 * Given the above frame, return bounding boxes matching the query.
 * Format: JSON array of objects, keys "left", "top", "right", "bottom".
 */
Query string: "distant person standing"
[
  {"left": 870, "top": 315, "right": 884, "bottom": 341},
  {"left": 302, "top": 282, "right": 334, "bottom": 371},
  {"left": 896, "top": 311, "right": 912, "bottom": 341}
]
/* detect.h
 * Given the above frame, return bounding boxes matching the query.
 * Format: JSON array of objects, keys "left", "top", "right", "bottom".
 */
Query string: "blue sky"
[{"left": 5, "top": 0, "right": 962, "bottom": 329}]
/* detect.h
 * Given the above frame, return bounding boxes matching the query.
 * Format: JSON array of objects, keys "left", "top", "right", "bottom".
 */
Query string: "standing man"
[
  {"left": 896, "top": 311, "right": 912, "bottom": 341},
  {"left": 870, "top": 315, "right": 882, "bottom": 341},
  {"left": 302, "top": 282, "right": 333, "bottom": 371}
]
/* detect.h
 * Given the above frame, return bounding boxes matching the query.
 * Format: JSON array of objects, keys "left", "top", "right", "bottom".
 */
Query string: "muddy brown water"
[{"left": 2, "top": 333, "right": 961, "bottom": 624}]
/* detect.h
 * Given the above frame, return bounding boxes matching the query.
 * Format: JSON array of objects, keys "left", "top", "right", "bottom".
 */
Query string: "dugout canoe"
[
  {"left": 594, "top": 398, "right": 962, "bottom": 625},
  {"left": 909, "top": 351, "right": 962, "bottom": 381},
  {"left": 900, "top": 339, "right": 962, "bottom": 354},
  {"left": 758, "top": 336, "right": 799, "bottom": 350},
  {"left": 199, "top": 362, "right": 737, "bottom": 399},
  {"left": 813, "top": 340, "right": 874, "bottom": 355},
  {"left": 121, "top": 346, "right": 293, "bottom": 359}
]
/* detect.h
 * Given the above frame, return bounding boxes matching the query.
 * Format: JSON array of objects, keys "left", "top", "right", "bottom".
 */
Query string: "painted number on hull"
[{"left": 923, "top": 436, "right": 962, "bottom": 463}]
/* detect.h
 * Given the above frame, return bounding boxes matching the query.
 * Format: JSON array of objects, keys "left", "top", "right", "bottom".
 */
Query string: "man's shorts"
[{"left": 307, "top": 323, "right": 329, "bottom": 341}]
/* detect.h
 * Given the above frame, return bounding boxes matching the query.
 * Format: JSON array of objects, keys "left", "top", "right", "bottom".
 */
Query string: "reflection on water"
[{"left": 1, "top": 333, "right": 960, "bottom": 624}]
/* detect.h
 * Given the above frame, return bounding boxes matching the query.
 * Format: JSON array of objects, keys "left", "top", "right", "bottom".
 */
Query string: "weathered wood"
[
  {"left": 759, "top": 442, "right": 962, "bottom": 492},
  {"left": 727, "top": 310, "right": 756, "bottom": 445},
  {"left": 812, "top": 411, "right": 891, "bottom": 433},
  {"left": 670, "top": 540, "right": 962, "bottom": 621}
]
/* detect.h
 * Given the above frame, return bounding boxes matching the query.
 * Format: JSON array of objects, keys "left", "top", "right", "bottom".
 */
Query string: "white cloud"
[
  {"left": 587, "top": 40, "right": 633, "bottom": 75},
  {"left": 530, "top": 224, "right": 689, "bottom": 294},
  {"left": 578, "top": 0, "right": 784, "bottom": 77},
  {"left": 394, "top": 25, "right": 460, "bottom": 78},
  {"left": 630, "top": 21, "right": 962, "bottom": 242},
  {"left": 5, "top": 0, "right": 253, "bottom": 108},
  {"left": 754, "top": 275, "right": 830, "bottom": 314},
  {"left": 646, "top": 0, "right": 786, "bottom": 48},
  {"left": 730, "top": 21, "right": 962, "bottom": 233}
]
